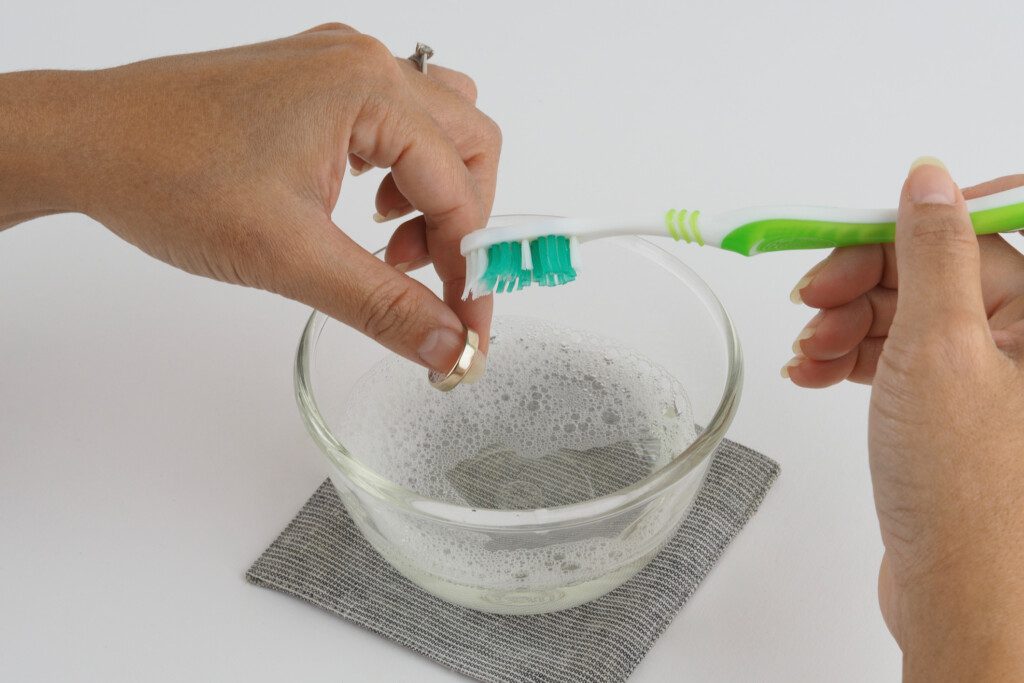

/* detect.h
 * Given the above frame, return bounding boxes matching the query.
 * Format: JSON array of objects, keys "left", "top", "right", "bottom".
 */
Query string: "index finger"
[
  {"left": 791, "top": 244, "right": 893, "bottom": 309},
  {"left": 962, "top": 173, "right": 1024, "bottom": 200},
  {"left": 349, "top": 94, "right": 492, "bottom": 345}
]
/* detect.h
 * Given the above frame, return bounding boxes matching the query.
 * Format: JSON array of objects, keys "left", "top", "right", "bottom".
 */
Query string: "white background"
[{"left": 3, "top": 1, "right": 1023, "bottom": 680}]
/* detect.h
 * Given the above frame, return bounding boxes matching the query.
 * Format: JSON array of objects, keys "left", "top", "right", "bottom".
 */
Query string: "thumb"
[
  {"left": 284, "top": 220, "right": 482, "bottom": 378},
  {"left": 892, "top": 157, "right": 989, "bottom": 335}
]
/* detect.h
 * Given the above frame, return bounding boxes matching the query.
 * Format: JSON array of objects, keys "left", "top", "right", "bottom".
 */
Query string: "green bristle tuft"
[
  {"left": 477, "top": 235, "right": 576, "bottom": 295},
  {"left": 483, "top": 241, "right": 525, "bottom": 294},
  {"left": 534, "top": 235, "right": 576, "bottom": 288}
]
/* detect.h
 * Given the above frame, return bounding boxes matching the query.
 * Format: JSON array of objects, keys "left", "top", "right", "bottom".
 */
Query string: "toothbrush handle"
[{"left": 686, "top": 186, "right": 1024, "bottom": 256}]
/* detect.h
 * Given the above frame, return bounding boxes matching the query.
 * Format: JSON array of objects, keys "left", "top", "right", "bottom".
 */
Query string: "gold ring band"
[{"left": 428, "top": 326, "right": 480, "bottom": 391}]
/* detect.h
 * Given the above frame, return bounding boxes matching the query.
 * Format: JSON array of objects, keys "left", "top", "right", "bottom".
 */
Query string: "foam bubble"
[
  {"left": 337, "top": 316, "right": 696, "bottom": 507},
  {"left": 330, "top": 316, "right": 702, "bottom": 591}
]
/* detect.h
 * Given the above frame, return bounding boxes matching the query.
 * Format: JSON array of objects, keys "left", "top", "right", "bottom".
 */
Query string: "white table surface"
[{"left": 3, "top": 1, "right": 1023, "bottom": 680}]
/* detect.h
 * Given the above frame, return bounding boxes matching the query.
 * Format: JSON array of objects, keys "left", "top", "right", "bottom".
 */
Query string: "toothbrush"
[{"left": 460, "top": 185, "right": 1024, "bottom": 299}]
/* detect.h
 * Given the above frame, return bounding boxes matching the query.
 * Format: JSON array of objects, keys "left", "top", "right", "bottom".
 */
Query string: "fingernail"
[
  {"left": 350, "top": 165, "right": 366, "bottom": 177},
  {"left": 789, "top": 277, "right": 812, "bottom": 304},
  {"left": 908, "top": 156, "right": 957, "bottom": 205},
  {"left": 780, "top": 355, "right": 805, "bottom": 379},
  {"left": 372, "top": 208, "right": 412, "bottom": 224},
  {"left": 789, "top": 261, "right": 826, "bottom": 304},
  {"left": 909, "top": 155, "right": 947, "bottom": 172},
  {"left": 418, "top": 327, "right": 465, "bottom": 373},
  {"left": 792, "top": 311, "right": 823, "bottom": 354},
  {"left": 395, "top": 257, "right": 431, "bottom": 274}
]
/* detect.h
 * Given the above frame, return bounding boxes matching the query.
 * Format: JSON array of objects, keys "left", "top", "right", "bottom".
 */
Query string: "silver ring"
[{"left": 408, "top": 42, "right": 434, "bottom": 74}]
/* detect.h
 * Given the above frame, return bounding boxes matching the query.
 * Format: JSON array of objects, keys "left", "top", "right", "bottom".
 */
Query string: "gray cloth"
[{"left": 246, "top": 439, "right": 779, "bottom": 682}]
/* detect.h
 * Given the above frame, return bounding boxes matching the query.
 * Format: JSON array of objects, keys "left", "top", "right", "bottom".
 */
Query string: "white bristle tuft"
[
  {"left": 472, "top": 251, "right": 480, "bottom": 298},
  {"left": 569, "top": 236, "right": 581, "bottom": 271},
  {"left": 462, "top": 250, "right": 475, "bottom": 300},
  {"left": 479, "top": 249, "right": 491, "bottom": 294},
  {"left": 473, "top": 249, "right": 490, "bottom": 299},
  {"left": 466, "top": 249, "right": 480, "bottom": 300},
  {"left": 521, "top": 239, "right": 533, "bottom": 270},
  {"left": 474, "top": 250, "right": 485, "bottom": 298},
  {"left": 475, "top": 250, "right": 484, "bottom": 294}
]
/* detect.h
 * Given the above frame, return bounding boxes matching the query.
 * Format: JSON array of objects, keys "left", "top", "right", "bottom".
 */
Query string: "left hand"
[{"left": 0, "top": 24, "right": 501, "bottom": 375}]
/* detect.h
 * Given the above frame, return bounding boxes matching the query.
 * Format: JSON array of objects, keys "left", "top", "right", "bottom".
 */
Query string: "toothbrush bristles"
[
  {"left": 464, "top": 234, "right": 578, "bottom": 299},
  {"left": 521, "top": 240, "right": 533, "bottom": 270}
]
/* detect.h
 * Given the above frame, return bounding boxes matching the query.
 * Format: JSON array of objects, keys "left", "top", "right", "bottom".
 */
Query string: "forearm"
[{"left": 0, "top": 70, "right": 91, "bottom": 229}]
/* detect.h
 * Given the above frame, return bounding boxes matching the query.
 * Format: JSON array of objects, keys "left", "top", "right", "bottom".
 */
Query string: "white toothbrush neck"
[{"left": 460, "top": 185, "right": 1024, "bottom": 256}]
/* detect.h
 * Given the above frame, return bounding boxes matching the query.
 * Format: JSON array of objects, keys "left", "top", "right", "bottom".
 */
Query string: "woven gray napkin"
[{"left": 247, "top": 438, "right": 779, "bottom": 683}]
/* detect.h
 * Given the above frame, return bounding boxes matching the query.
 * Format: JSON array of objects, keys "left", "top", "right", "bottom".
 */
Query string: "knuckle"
[
  {"left": 449, "top": 71, "right": 478, "bottom": 102},
  {"left": 357, "top": 89, "right": 396, "bottom": 124},
  {"left": 864, "top": 291, "right": 886, "bottom": 327},
  {"left": 308, "top": 22, "right": 355, "bottom": 33},
  {"left": 349, "top": 33, "right": 396, "bottom": 67},
  {"left": 358, "top": 279, "right": 418, "bottom": 341},
  {"left": 351, "top": 93, "right": 409, "bottom": 165},
  {"left": 483, "top": 114, "right": 503, "bottom": 147},
  {"left": 316, "top": 33, "right": 399, "bottom": 83},
  {"left": 907, "top": 209, "right": 975, "bottom": 247},
  {"left": 471, "top": 112, "right": 503, "bottom": 153}
]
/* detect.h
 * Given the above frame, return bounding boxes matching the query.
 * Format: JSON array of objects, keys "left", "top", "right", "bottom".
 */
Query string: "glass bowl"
[{"left": 295, "top": 216, "right": 742, "bottom": 614}]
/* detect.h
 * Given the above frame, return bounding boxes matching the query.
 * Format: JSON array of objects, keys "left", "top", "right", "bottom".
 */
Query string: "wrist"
[
  {"left": 900, "top": 560, "right": 1024, "bottom": 681},
  {"left": 0, "top": 69, "right": 97, "bottom": 228}
]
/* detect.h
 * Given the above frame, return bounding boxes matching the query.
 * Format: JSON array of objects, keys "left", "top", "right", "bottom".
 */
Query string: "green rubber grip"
[{"left": 717, "top": 201, "right": 1024, "bottom": 256}]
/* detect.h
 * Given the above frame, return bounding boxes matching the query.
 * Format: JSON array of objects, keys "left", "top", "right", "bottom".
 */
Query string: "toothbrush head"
[{"left": 462, "top": 235, "right": 580, "bottom": 300}]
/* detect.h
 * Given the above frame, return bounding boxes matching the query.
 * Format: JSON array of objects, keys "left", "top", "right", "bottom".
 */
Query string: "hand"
[
  {"left": 0, "top": 24, "right": 501, "bottom": 374},
  {"left": 798, "top": 159, "right": 1024, "bottom": 678},
  {"left": 783, "top": 173, "right": 1024, "bottom": 386}
]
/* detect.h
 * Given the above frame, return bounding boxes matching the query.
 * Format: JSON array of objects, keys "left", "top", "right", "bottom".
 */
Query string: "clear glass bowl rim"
[{"left": 294, "top": 232, "right": 743, "bottom": 531}]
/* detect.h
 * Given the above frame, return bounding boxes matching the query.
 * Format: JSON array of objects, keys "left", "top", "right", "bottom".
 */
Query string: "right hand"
[
  {"left": 791, "top": 160, "right": 1024, "bottom": 678},
  {"left": 783, "top": 172, "right": 1024, "bottom": 387}
]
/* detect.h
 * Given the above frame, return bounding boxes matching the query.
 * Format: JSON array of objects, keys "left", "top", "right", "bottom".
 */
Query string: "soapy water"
[
  {"left": 332, "top": 316, "right": 704, "bottom": 612},
  {"left": 338, "top": 315, "right": 697, "bottom": 509}
]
